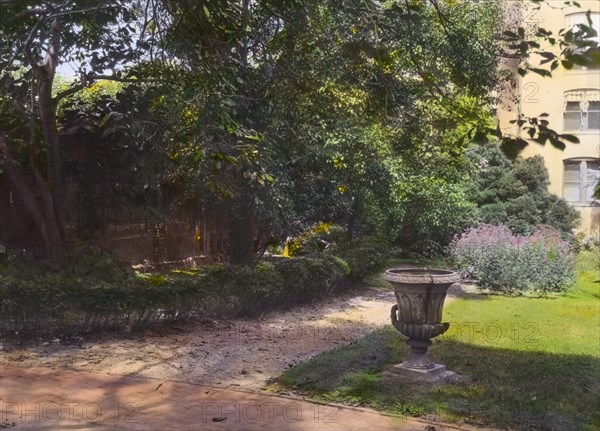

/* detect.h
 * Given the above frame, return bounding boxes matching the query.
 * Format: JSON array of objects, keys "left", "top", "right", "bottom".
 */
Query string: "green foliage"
[
  {"left": 275, "top": 255, "right": 351, "bottom": 303},
  {"left": 0, "top": 0, "right": 592, "bottom": 266},
  {"left": 394, "top": 178, "right": 477, "bottom": 256},
  {"left": 65, "top": 245, "right": 133, "bottom": 281},
  {"left": 450, "top": 224, "right": 575, "bottom": 294},
  {"left": 573, "top": 232, "right": 600, "bottom": 257},
  {"left": 502, "top": 5, "right": 600, "bottom": 76},
  {"left": 0, "top": 255, "right": 350, "bottom": 336},
  {"left": 285, "top": 223, "right": 387, "bottom": 282},
  {"left": 150, "top": 0, "right": 507, "bottom": 258},
  {"left": 466, "top": 144, "right": 580, "bottom": 236},
  {"left": 287, "top": 223, "right": 348, "bottom": 257},
  {"left": 335, "top": 237, "right": 389, "bottom": 282}
]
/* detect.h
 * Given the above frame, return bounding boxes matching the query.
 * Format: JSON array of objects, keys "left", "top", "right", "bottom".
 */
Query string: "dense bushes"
[
  {"left": 444, "top": 146, "right": 581, "bottom": 295},
  {"left": 285, "top": 223, "right": 389, "bottom": 282},
  {"left": 334, "top": 237, "right": 388, "bottom": 282},
  {"left": 390, "top": 144, "right": 580, "bottom": 257},
  {"left": 0, "top": 226, "right": 390, "bottom": 338},
  {"left": 394, "top": 178, "right": 476, "bottom": 256},
  {"left": 466, "top": 145, "right": 580, "bottom": 236},
  {"left": 286, "top": 222, "right": 347, "bottom": 256},
  {"left": 450, "top": 224, "right": 575, "bottom": 294},
  {"left": 0, "top": 255, "right": 350, "bottom": 337}
]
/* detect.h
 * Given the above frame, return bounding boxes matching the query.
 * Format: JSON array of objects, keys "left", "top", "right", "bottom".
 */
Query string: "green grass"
[{"left": 278, "top": 251, "right": 600, "bottom": 431}]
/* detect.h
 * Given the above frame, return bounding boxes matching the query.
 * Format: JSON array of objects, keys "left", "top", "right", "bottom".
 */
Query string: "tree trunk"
[
  {"left": 37, "top": 77, "right": 66, "bottom": 242},
  {"left": 224, "top": 1, "right": 256, "bottom": 265},
  {"left": 34, "top": 18, "right": 65, "bottom": 243},
  {"left": 0, "top": 134, "right": 65, "bottom": 265},
  {"left": 347, "top": 198, "right": 359, "bottom": 240},
  {"left": 228, "top": 193, "right": 255, "bottom": 264}
]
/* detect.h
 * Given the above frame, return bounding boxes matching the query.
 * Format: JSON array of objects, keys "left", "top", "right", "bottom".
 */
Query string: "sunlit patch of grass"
[{"left": 279, "top": 252, "right": 600, "bottom": 430}]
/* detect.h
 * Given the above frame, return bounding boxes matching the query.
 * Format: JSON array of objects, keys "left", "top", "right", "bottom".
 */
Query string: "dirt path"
[{"left": 0, "top": 285, "right": 462, "bottom": 392}]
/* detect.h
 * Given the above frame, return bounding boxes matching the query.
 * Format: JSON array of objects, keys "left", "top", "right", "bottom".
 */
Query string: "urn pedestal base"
[
  {"left": 401, "top": 338, "right": 435, "bottom": 369},
  {"left": 384, "top": 363, "right": 457, "bottom": 383}
]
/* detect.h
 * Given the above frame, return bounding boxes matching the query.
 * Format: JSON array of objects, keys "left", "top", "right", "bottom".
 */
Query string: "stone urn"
[{"left": 384, "top": 268, "right": 460, "bottom": 376}]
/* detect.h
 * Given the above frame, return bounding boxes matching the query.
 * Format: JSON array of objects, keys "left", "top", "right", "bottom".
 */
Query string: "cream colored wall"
[{"left": 497, "top": 0, "right": 600, "bottom": 237}]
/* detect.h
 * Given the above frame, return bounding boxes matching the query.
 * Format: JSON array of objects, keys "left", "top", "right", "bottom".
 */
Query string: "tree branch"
[
  {"left": 46, "top": 5, "right": 113, "bottom": 20},
  {"left": 53, "top": 74, "right": 166, "bottom": 103},
  {"left": 21, "top": 4, "right": 113, "bottom": 73},
  {"left": 54, "top": 80, "right": 89, "bottom": 102},
  {"left": 14, "top": 8, "right": 47, "bottom": 19},
  {"left": 42, "top": 17, "right": 60, "bottom": 77},
  {"left": 88, "top": 74, "right": 165, "bottom": 84},
  {"left": 23, "top": 14, "right": 48, "bottom": 71},
  {"left": 402, "top": 0, "right": 440, "bottom": 99}
]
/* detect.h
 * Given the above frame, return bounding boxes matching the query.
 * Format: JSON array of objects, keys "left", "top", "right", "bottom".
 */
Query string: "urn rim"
[{"left": 383, "top": 268, "right": 460, "bottom": 284}]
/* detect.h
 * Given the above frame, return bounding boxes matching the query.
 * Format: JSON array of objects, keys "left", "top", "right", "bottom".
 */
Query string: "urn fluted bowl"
[{"left": 384, "top": 268, "right": 460, "bottom": 370}]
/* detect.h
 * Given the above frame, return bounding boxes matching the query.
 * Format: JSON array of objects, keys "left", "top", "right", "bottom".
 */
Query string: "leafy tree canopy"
[{"left": 0, "top": 0, "right": 597, "bottom": 265}]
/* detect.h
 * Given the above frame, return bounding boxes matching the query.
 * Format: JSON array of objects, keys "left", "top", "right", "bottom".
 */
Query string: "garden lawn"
[{"left": 278, "top": 251, "right": 600, "bottom": 431}]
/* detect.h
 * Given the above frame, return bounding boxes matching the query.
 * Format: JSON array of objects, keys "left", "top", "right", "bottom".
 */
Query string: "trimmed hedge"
[{"left": 0, "top": 255, "right": 350, "bottom": 337}]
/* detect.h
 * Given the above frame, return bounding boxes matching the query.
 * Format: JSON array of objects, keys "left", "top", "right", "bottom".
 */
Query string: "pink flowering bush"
[{"left": 450, "top": 224, "right": 575, "bottom": 294}]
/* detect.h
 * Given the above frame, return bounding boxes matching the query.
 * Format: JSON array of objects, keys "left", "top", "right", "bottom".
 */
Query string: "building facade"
[{"left": 497, "top": 0, "right": 600, "bottom": 237}]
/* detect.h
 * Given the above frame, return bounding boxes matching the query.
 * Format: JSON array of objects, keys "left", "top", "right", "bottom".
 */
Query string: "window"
[
  {"left": 586, "top": 161, "right": 600, "bottom": 201},
  {"left": 564, "top": 102, "right": 582, "bottom": 130},
  {"left": 588, "top": 101, "right": 600, "bottom": 130},
  {"left": 565, "top": 12, "right": 600, "bottom": 70},
  {"left": 563, "top": 159, "right": 600, "bottom": 204},
  {"left": 563, "top": 90, "right": 600, "bottom": 131}
]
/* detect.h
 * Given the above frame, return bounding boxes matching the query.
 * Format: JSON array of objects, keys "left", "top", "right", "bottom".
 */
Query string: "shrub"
[
  {"left": 334, "top": 237, "right": 388, "bottom": 282},
  {"left": 467, "top": 145, "right": 580, "bottom": 236},
  {"left": 204, "top": 261, "right": 285, "bottom": 316},
  {"left": 287, "top": 223, "right": 347, "bottom": 256},
  {"left": 0, "top": 254, "right": 351, "bottom": 337},
  {"left": 573, "top": 232, "right": 600, "bottom": 255},
  {"left": 394, "top": 178, "right": 476, "bottom": 256},
  {"left": 285, "top": 223, "right": 387, "bottom": 283},
  {"left": 0, "top": 244, "right": 132, "bottom": 282},
  {"left": 450, "top": 224, "right": 575, "bottom": 294},
  {"left": 65, "top": 245, "right": 133, "bottom": 282}
]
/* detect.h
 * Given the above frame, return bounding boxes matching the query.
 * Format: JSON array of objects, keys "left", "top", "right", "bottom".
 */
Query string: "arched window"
[{"left": 564, "top": 159, "right": 600, "bottom": 203}]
